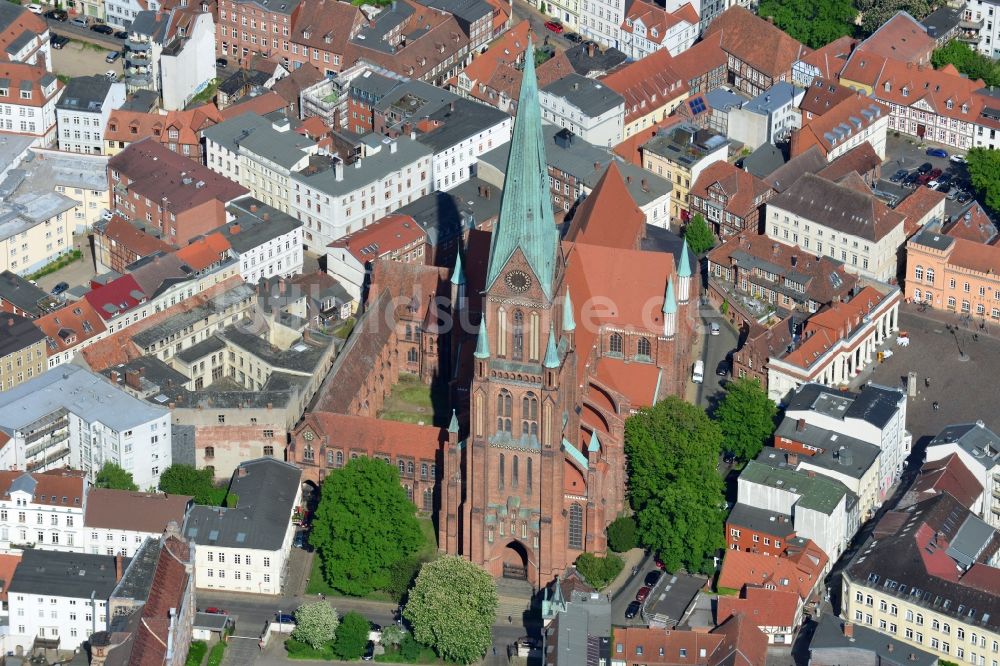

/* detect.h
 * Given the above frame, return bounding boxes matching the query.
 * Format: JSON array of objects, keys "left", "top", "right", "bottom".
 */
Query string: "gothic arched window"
[
  {"left": 637, "top": 337, "right": 651, "bottom": 359},
  {"left": 499, "top": 453, "right": 505, "bottom": 489},
  {"left": 526, "top": 458, "right": 533, "bottom": 496},
  {"left": 568, "top": 504, "right": 583, "bottom": 549},
  {"left": 497, "top": 390, "right": 512, "bottom": 433},
  {"left": 521, "top": 392, "right": 538, "bottom": 435},
  {"left": 512, "top": 455, "right": 519, "bottom": 488},
  {"left": 609, "top": 332, "right": 623, "bottom": 356}
]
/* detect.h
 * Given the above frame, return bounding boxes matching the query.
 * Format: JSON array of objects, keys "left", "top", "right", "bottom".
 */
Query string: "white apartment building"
[
  {"left": 25, "top": 149, "right": 110, "bottom": 234},
  {"left": 222, "top": 198, "right": 303, "bottom": 283},
  {"left": 0, "top": 192, "right": 76, "bottom": 276},
  {"left": 84, "top": 488, "right": 191, "bottom": 557},
  {"left": 416, "top": 98, "right": 512, "bottom": 192},
  {"left": 963, "top": 0, "right": 1000, "bottom": 58},
  {"left": 540, "top": 74, "right": 625, "bottom": 148},
  {"left": 8, "top": 550, "right": 118, "bottom": 652},
  {"left": 765, "top": 173, "right": 906, "bottom": 282},
  {"left": 0, "top": 64, "right": 63, "bottom": 146},
  {"left": 203, "top": 113, "right": 318, "bottom": 214},
  {"left": 0, "top": 365, "right": 171, "bottom": 490},
  {"left": 0, "top": 5, "right": 52, "bottom": 72},
  {"left": 546, "top": 0, "right": 582, "bottom": 33},
  {"left": 56, "top": 76, "right": 125, "bottom": 155},
  {"left": 619, "top": 0, "right": 699, "bottom": 59},
  {"left": 185, "top": 458, "right": 301, "bottom": 595},
  {"left": 738, "top": 459, "right": 860, "bottom": 561},
  {"left": 782, "top": 383, "right": 909, "bottom": 506},
  {"left": 160, "top": 12, "right": 216, "bottom": 111},
  {"left": 291, "top": 136, "right": 433, "bottom": 253},
  {"left": 728, "top": 82, "right": 804, "bottom": 150},
  {"left": 0, "top": 470, "right": 86, "bottom": 552},
  {"left": 767, "top": 286, "right": 901, "bottom": 402},
  {"left": 924, "top": 421, "right": 1000, "bottom": 528}
]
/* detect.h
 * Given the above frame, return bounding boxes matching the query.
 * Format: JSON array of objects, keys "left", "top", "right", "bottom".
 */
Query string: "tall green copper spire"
[
  {"left": 563, "top": 287, "right": 576, "bottom": 332},
  {"left": 485, "top": 38, "right": 560, "bottom": 299},
  {"left": 678, "top": 237, "right": 692, "bottom": 278},
  {"left": 662, "top": 276, "right": 677, "bottom": 315},
  {"left": 474, "top": 317, "right": 490, "bottom": 359},
  {"left": 448, "top": 409, "right": 460, "bottom": 433}
]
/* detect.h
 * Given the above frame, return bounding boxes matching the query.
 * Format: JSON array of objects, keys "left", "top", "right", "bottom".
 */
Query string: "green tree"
[
  {"left": 625, "top": 397, "right": 726, "bottom": 574},
  {"left": 758, "top": 0, "right": 856, "bottom": 48},
  {"left": 385, "top": 555, "right": 423, "bottom": 602},
  {"left": 404, "top": 556, "right": 498, "bottom": 664},
  {"left": 332, "top": 612, "right": 370, "bottom": 660},
  {"left": 683, "top": 213, "right": 715, "bottom": 255},
  {"left": 606, "top": 515, "right": 637, "bottom": 553},
  {"left": 932, "top": 40, "right": 1000, "bottom": 87},
  {"left": 713, "top": 377, "right": 778, "bottom": 462},
  {"left": 310, "top": 457, "right": 423, "bottom": 596},
  {"left": 291, "top": 602, "right": 339, "bottom": 650},
  {"left": 859, "top": 0, "right": 931, "bottom": 35},
  {"left": 158, "top": 464, "right": 225, "bottom": 505},
  {"left": 574, "top": 552, "right": 624, "bottom": 589},
  {"left": 95, "top": 463, "right": 138, "bottom": 491},
  {"left": 380, "top": 624, "right": 405, "bottom": 648},
  {"left": 967, "top": 147, "right": 1000, "bottom": 212}
]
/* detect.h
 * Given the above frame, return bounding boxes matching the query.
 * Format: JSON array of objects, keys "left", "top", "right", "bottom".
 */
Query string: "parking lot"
[
  {"left": 51, "top": 40, "right": 120, "bottom": 79},
  {"left": 879, "top": 133, "right": 976, "bottom": 221}
]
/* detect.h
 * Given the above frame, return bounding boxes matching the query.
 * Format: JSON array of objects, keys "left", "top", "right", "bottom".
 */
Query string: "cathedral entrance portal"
[{"left": 501, "top": 541, "right": 529, "bottom": 580}]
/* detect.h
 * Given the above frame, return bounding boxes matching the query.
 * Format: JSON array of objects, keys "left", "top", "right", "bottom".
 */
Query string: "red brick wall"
[{"left": 726, "top": 522, "right": 789, "bottom": 557}]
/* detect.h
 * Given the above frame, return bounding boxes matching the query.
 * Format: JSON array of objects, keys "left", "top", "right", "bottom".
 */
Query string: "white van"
[{"left": 692, "top": 360, "right": 704, "bottom": 384}]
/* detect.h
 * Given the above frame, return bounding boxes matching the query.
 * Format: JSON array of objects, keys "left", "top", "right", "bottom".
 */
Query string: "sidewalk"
[{"left": 605, "top": 548, "right": 647, "bottom": 599}]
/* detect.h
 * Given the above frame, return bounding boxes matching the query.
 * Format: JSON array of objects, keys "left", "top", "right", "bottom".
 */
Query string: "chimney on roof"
[
  {"left": 786, "top": 452, "right": 799, "bottom": 466},
  {"left": 641, "top": 178, "right": 649, "bottom": 192},
  {"left": 807, "top": 469, "right": 816, "bottom": 478},
  {"left": 587, "top": 41, "right": 596, "bottom": 57},
  {"left": 250, "top": 204, "right": 257, "bottom": 213},
  {"left": 114, "top": 555, "right": 124, "bottom": 582},
  {"left": 262, "top": 212, "right": 269, "bottom": 221},
  {"left": 110, "top": 370, "right": 120, "bottom": 383},
  {"left": 230, "top": 224, "right": 241, "bottom": 234},
  {"left": 843, "top": 623, "right": 854, "bottom": 639},
  {"left": 796, "top": 418, "right": 806, "bottom": 432},
  {"left": 791, "top": 255, "right": 798, "bottom": 267},
  {"left": 887, "top": 643, "right": 894, "bottom": 653},
  {"left": 594, "top": 161, "right": 600, "bottom": 171},
  {"left": 626, "top": 175, "right": 632, "bottom": 184},
  {"left": 764, "top": 15, "right": 774, "bottom": 23},
  {"left": 124, "top": 367, "right": 144, "bottom": 390},
  {"left": 449, "top": 101, "right": 455, "bottom": 113}
]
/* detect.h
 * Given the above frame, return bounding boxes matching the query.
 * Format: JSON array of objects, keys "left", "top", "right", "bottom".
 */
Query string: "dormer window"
[
  {"left": 962, "top": 103, "right": 969, "bottom": 113},
  {"left": 651, "top": 27, "right": 658, "bottom": 37},
  {"left": 902, "top": 87, "right": 909, "bottom": 97},
  {"left": 19, "top": 90, "right": 30, "bottom": 100},
  {"left": 884, "top": 81, "right": 891, "bottom": 92},
  {"left": 947, "top": 99, "right": 954, "bottom": 110}
]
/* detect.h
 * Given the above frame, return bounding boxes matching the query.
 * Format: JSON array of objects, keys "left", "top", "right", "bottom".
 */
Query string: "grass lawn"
[
  {"left": 206, "top": 641, "right": 226, "bottom": 666},
  {"left": 305, "top": 517, "right": 437, "bottom": 598},
  {"left": 333, "top": 318, "right": 356, "bottom": 339},
  {"left": 378, "top": 374, "right": 447, "bottom": 426},
  {"left": 285, "top": 638, "right": 337, "bottom": 660},
  {"left": 185, "top": 641, "right": 208, "bottom": 666},
  {"left": 374, "top": 645, "right": 446, "bottom": 664}
]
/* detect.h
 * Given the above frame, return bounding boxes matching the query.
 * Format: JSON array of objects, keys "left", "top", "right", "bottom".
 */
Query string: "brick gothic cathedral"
[{"left": 438, "top": 46, "right": 698, "bottom": 587}]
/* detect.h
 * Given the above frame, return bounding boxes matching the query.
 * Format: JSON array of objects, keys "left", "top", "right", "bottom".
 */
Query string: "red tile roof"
[
  {"left": 35, "top": 299, "right": 108, "bottom": 357},
  {"left": 99, "top": 218, "right": 174, "bottom": 259},
  {"left": 945, "top": 202, "right": 996, "bottom": 244},
  {"left": 109, "top": 139, "right": 248, "bottom": 216},
  {"left": 670, "top": 30, "right": 726, "bottom": 87},
  {"left": 816, "top": 142, "right": 881, "bottom": 184},
  {"left": 564, "top": 162, "right": 645, "bottom": 249},
  {"left": 853, "top": 11, "right": 935, "bottom": 65},
  {"left": 105, "top": 104, "right": 223, "bottom": 152},
  {"left": 297, "top": 411, "right": 446, "bottom": 458},
  {"left": 861, "top": 58, "right": 986, "bottom": 125},
  {"left": 290, "top": 0, "right": 364, "bottom": 57},
  {"left": 620, "top": 0, "right": 699, "bottom": 47},
  {"left": 84, "top": 274, "right": 147, "bottom": 321},
  {"left": 0, "top": 469, "right": 86, "bottom": 505},
  {"left": 895, "top": 186, "right": 946, "bottom": 238},
  {"left": 613, "top": 114, "right": 684, "bottom": 165},
  {"left": 718, "top": 544, "right": 827, "bottom": 601},
  {"left": 911, "top": 453, "right": 983, "bottom": 510},
  {"left": 128, "top": 536, "right": 192, "bottom": 665},
  {"left": 0, "top": 5, "right": 45, "bottom": 59},
  {"left": 791, "top": 93, "right": 888, "bottom": 158},
  {"left": 799, "top": 77, "right": 855, "bottom": 119},
  {"left": 600, "top": 49, "right": 688, "bottom": 124},
  {"left": 617, "top": 627, "right": 723, "bottom": 665},
  {"left": 703, "top": 6, "right": 808, "bottom": 80},
  {"left": 710, "top": 613, "right": 768, "bottom": 666},
  {"left": 783, "top": 286, "right": 888, "bottom": 368},
  {"left": 691, "top": 160, "right": 773, "bottom": 219},
  {"left": 944, "top": 233, "right": 1000, "bottom": 274},
  {"left": 328, "top": 213, "right": 427, "bottom": 262},
  {"left": 461, "top": 21, "right": 530, "bottom": 100},
  {"left": 219, "top": 91, "right": 290, "bottom": 120},
  {"left": 0, "top": 62, "right": 61, "bottom": 108},
  {"left": 175, "top": 233, "right": 231, "bottom": 272},
  {"left": 960, "top": 562, "right": 1000, "bottom": 596},
  {"left": 85, "top": 489, "right": 191, "bottom": 532},
  {"left": 717, "top": 587, "right": 801, "bottom": 628},
  {"left": 795, "top": 36, "right": 858, "bottom": 81},
  {"left": 0, "top": 553, "right": 19, "bottom": 602}
]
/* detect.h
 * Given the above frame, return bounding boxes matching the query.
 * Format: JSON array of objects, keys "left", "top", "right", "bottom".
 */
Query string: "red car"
[
  {"left": 203, "top": 607, "right": 227, "bottom": 615},
  {"left": 544, "top": 20, "right": 563, "bottom": 33},
  {"left": 928, "top": 168, "right": 943, "bottom": 180},
  {"left": 636, "top": 586, "right": 651, "bottom": 602}
]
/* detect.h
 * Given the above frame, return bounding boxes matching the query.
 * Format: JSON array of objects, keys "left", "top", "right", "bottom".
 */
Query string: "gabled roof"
[
  {"left": 328, "top": 213, "right": 427, "bottom": 263},
  {"left": 854, "top": 11, "right": 935, "bottom": 64},
  {"left": 909, "top": 453, "right": 984, "bottom": 510},
  {"left": 799, "top": 77, "right": 855, "bottom": 118},
  {"left": 794, "top": 36, "right": 857, "bottom": 81},
  {"left": 290, "top": 0, "right": 363, "bottom": 54},
  {"left": 34, "top": 299, "right": 107, "bottom": 356},
  {"left": 84, "top": 274, "right": 147, "bottom": 321},
  {"left": 620, "top": 0, "right": 698, "bottom": 45},
  {"left": 174, "top": 233, "right": 231, "bottom": 272},
  {"left": 564, "top": 162, "right": 644, "bottom": 249},
  {"left": 791, "top": 94, "right": 888, "bottom": 158},
  {"left": 718, "top": 541, "right": 827, "bottom": 600},
  {"left": 600, "top": 49, "right": 688, "bottom": 124},
  {"left": 945, "top": 202, "right": 997, "bottom": 244},
  {"left": 84, "top": 489, "right": 191, "bottom": 533},
  {"left": 709, "top": 613, "right": 768, "bottom": 666},
  {"left": 717, "top": 587, "right": 801, "bottom": 628},
  {"left": 870, "top": 58, "right": 984, "bottom": 123},
  {"left": 670, "top": 29, "right": 726, "bottom": 87},
  {"left": 98, "top": 218, "right": 174, "bottom": 259},
  {"left": 703, "top": 6, "right": 808, "bottom": 79},
  {"left": 691, "top": 160, "right": 773, "bottom": 217},
  {"left": 782, "top": 287, "right": 891, "bottom": 368}
]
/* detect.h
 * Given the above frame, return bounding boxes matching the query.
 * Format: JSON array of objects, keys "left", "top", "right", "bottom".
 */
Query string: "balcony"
[
  {"left": 27, "top": 446, "right": 70, "bottom": 472},
  {"left": 960, "top": 17, "right": 984, "bottom": 29},
  {"left": 25, "top": 432, "right": 69, "bottom": 460}
]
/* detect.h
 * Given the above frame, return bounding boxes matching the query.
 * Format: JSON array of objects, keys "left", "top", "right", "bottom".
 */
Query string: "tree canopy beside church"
[
  {"left": 625, "top": 397, "right": 726, "bottom": 574},
  {"left": 310, "top": 457, "right": 424, "bottom": 596}
]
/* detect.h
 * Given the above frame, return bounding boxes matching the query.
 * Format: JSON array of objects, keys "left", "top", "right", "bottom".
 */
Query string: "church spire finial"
[
  {"left": 450, "top": 251, "right": 466, "bottom": 286},
  {"left": 448, "top": 409, "right": 460, "bottom": 434},
  {"left": 679, "top": 237, "right": 692, "bottom": 278},
  {"left": 485, "top": 37, "right": 560, "bottom": 299},
  {"left": 474, "top": 317, "right": 490, "bottom": 359},
  {"left": 543, "top": 325, "right": 560, "bottom": 369},
  {"left": 662, "top": 276, "right": 677, "bottom": 315},
  {"left": 563, "top": 287, "right": 576, "bottom": 332}
]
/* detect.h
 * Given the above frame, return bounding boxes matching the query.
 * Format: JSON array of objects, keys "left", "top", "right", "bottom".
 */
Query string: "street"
[
  {"left": 512, "top": 0, "right": 577, "bottom": 50},
  {"left": 696, "top": 304, "right": 740, "bottom": 410}
]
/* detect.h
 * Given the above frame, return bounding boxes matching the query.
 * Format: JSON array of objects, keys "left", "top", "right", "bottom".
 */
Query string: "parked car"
[
  {"left": 927, "top": 180, "right": 940, "bottom": 189},
  {"left": 26, "top": 4, "right": 42, "bottom": 14},
  {"left": 936, "top": 180, "right": 952, "bottom": 192},
  {"left": 950, "top": 154, "right": 966, "bottom": 164},
  {"left": 70, "top": 16, "right": 88, "bottom": 27},
  {"left": 917, "top": 162, "right": 934, "bottom": 174},
  {"left": 624, "top": 601, "right": 641, "bottom": 619},
  {"left": 51, "top": 282, "right": 69, "bottom": 296},
  {"left": 105, "top": 70, "right": 117, "bottom": 80},
  {"left": 276, "top": 613, "right": 295, "bottom": 624},
  {"left": 653, "top": 557, "right": 665, "bottom": 570},
  {"left": 362, "top": 642, "right": 375, "bottom": 661},
  {"left": 716, "top": 359, "right": 729, "bottom": 377},
  {"left": 544, "top": 20, "right": 563, "bottom": 33},
  {"left": 903, "top": 173, "right": 920, "bottom": 187},
  {"left": 710, "top": 321, "right": 720, "bottom": 336},
  {"left": 928, "top": 168, "right": 943, "bottom": 180},
  {"left": 293, "top": 531, "right": 307, "bottom": 548},
  {"left": 723, "top": 451, "right": 736, "bottom": 464},
  {"left": 51, "top": 34, "right": 69, "bottom": 49},
  {"left": 926, "top": 147, "right": 949, "bottom": 158},
  {"left": 957, "top": 191, "right": 973, "bottom": 203},
  {"left": 45, "top": 9, "right": 68, "bottom": 20},
  {"left": 114, "top": 30, "right": 128, "bottom": 39},
  {"left": 90, "top": 23, "right": 114, "bottom": 34},
  {"left": 105, "top": 51, "right": 120, "bottom": 63},
  {"left": 565, "top": 32, "right": 582, "bottom": 43},
  {"left": 644, "top": 570, "right": 662, "bottom": 587},
  {"left": 203, "top": 607, "right": 226, "bottom": 615},
  {"left": 889, "top": 169, "right": 908, "bottom": 183},
  {"left": 636, "top": 586, "right": 651, "bottom": 602},
  {"left": 216, "top": 57, "right": 229, "bottom": 68},
  {"left": 947, "top": 187, "right": 960, "bottom": 200}
]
